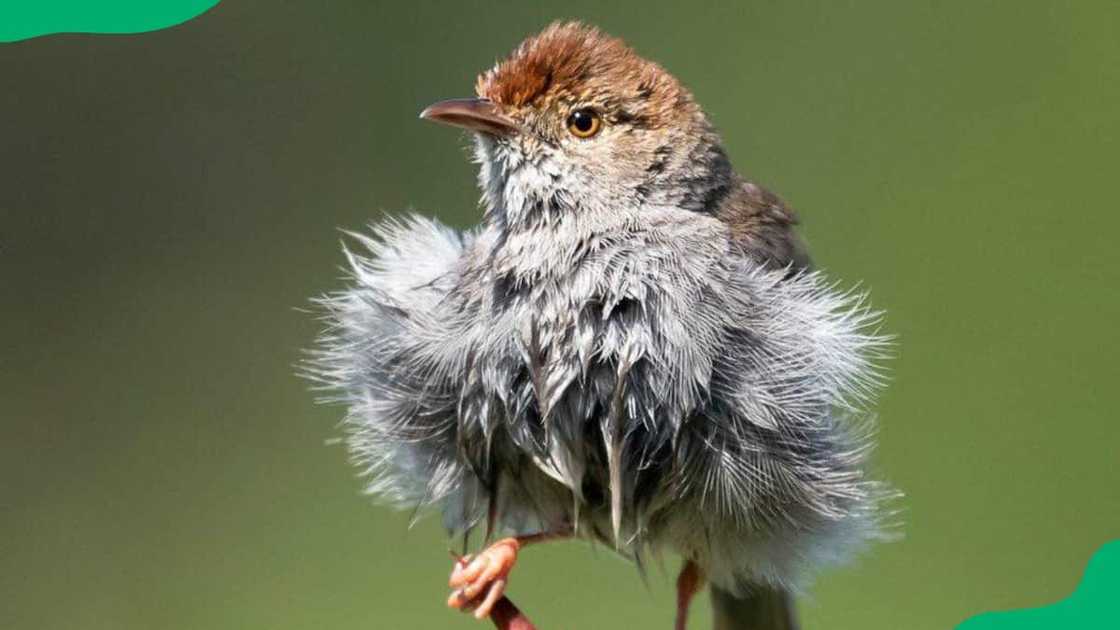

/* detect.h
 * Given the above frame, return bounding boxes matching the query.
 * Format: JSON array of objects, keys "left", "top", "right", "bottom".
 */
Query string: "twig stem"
[{"left": 490, "top": 596, "right": 536, "bottom": 630}]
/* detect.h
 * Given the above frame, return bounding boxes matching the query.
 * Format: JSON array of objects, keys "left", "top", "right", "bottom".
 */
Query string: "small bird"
[{"left": 310, "top": 21, "right": 894, "bottom": 629}]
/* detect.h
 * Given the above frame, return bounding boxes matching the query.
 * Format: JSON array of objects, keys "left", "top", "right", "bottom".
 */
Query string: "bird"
[{"left": 308, "top": 21, "right": 895, "bottom": 630}]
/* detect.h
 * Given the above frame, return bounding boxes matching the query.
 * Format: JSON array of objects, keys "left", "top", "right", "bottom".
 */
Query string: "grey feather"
[
  {"left": 306, "top": 200, "right": 895, "bottom": 591},
  {"left": 306, "top": 24, "right": 897, "bottom": 600}
]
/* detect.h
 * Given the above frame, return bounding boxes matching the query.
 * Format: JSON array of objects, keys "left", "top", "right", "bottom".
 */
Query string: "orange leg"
[
  {"left": 448, "top": 531, "right": 569, "bottom": 622},
  {"left": 675, "top": 559, "right": 705, "bottom": 630}
]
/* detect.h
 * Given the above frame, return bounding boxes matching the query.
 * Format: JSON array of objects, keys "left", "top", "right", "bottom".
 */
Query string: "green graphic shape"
[
  {"left": 0, "top": 0, "right": 219, "bottom": 43},
  {"left": 958, "top": 540, "right": 1120, "bottom": 629}
]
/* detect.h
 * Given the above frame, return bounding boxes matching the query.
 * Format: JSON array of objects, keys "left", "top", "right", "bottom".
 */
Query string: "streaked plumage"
[{"left": 306, "top": 21, "right": 897, "bottom": 627}]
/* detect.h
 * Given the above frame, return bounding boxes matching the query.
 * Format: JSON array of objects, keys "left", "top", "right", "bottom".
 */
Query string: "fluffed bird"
[{"left": 308, "top": 21, "right": 896, "bottom": 629}]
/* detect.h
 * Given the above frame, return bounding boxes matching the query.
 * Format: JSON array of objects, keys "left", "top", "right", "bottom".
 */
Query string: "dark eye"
[{"left": 566, "top": 109, "right": 602, "bottom": 138}]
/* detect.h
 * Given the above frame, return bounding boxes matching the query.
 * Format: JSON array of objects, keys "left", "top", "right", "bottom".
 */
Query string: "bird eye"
[{"left": 566, "top": 109, "right": 602, "bottom": 138}]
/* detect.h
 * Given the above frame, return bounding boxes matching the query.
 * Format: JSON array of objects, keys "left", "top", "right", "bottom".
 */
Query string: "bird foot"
[{"left": 448, "top": 537, "right": 522, "bottom": 620}]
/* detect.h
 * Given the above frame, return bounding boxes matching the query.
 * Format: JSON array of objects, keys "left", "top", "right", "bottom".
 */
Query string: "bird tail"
[{"left": 710, "top": 585, "right": 799, "bottom": 630}]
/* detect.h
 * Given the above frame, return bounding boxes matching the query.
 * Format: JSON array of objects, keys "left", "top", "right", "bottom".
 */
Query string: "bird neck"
[{"left": 474, "top": 125, "right": 735, "bottom": 235}]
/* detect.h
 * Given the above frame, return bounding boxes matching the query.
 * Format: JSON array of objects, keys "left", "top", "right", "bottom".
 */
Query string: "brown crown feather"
[{"left": 475, "top": 22, "right": 689, "bottom": 123}]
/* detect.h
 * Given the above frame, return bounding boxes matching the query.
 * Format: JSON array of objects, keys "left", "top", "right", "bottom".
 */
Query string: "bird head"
[{"left": 421, "top": 22, "right": 733, "bottom": 231}]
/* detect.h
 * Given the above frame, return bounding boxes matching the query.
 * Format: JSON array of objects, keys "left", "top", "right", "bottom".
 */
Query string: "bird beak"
[{"left": 419, "top": 98, "right": 518, "bottom": 137}]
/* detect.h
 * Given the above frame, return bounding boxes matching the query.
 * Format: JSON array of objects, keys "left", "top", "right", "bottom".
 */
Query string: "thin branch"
[{"left": 490, "top": 596, "right": 536, "bottom": 630}]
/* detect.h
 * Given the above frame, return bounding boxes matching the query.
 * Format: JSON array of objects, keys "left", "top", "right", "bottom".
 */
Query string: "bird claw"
[{"left": 448, "top": 538, "right": 521, "bottom": 620}]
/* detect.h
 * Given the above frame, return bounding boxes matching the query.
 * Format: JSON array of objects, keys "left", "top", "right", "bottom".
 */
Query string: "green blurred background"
[{"left": 3, "top": 2, "right": 1118, "bottom": 628}]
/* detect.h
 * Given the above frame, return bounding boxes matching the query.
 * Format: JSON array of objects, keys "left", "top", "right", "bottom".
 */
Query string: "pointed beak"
[{"left": 419, "top": 98, "right": 518, "bottom": 137}]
